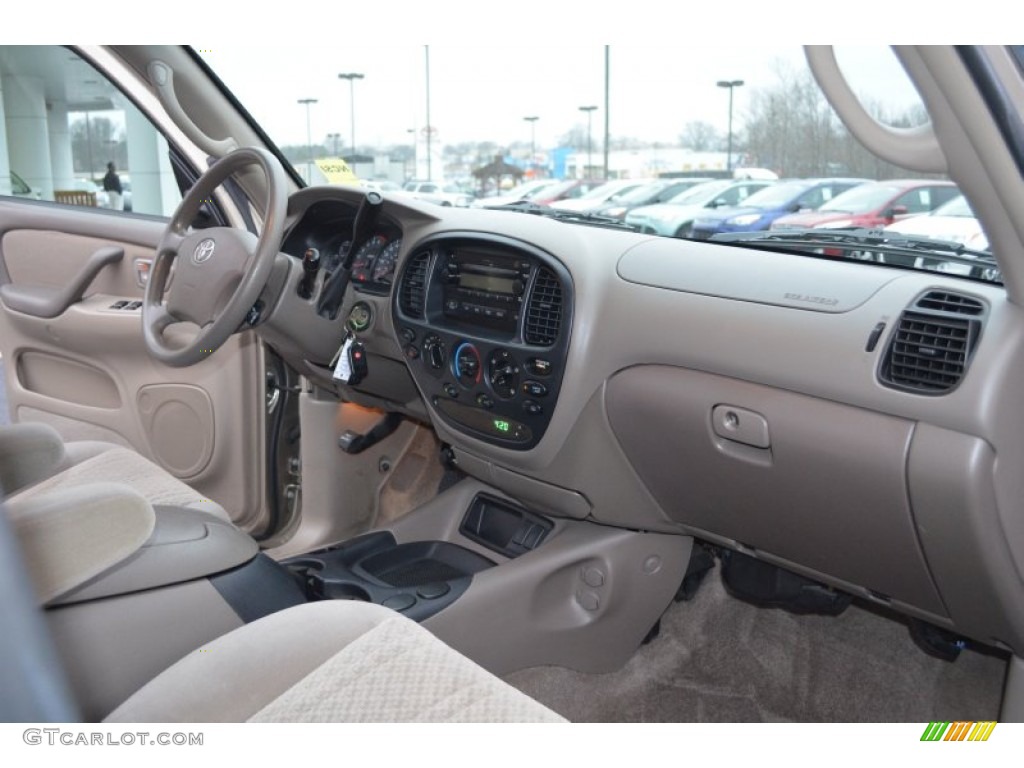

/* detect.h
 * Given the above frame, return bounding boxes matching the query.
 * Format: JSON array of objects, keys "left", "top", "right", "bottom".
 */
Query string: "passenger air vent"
[
  {"left": 915, "top": 291, "right": 985, "bottom": 316},
  {"left": 880, "top": 301, "right": 987, "bottom": 395},
  {"left": 524, "top": 268, "right": 563, "bottom": 346},
  {"left": 399, "top": 250, "right": 431, "bottom": 318}
]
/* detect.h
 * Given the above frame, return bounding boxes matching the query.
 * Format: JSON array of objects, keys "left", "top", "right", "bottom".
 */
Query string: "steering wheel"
[{"left": 143, "top": 147, "right": 288, "bottom": 367}]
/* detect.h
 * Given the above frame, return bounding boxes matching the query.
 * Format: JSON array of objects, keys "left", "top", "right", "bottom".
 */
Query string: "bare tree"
[
  {"left": 678, "top": 121, "right": 720, "bottom": 152},
  {"left": 557, "top": 124, "right": 601, "bottom": 152},
  {"left": 741, "top": 62, "right": 939, "bottom": 179}
]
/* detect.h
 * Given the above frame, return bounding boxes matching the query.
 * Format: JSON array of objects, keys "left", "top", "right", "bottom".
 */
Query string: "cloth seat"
[
  {"left": 0, "top": 422, "right": 230, "bottom": 522},
  {"left": 106, "top": 600, "right": 565, "bottom": 723}
]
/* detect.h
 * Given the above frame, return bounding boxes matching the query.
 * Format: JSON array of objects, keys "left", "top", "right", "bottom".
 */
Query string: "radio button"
[
  {"left": 443, "top": 383, "right": 458, "bottom": 398},
  {"left": 522, "top": 380, "right": 548, "bottom": 397},
  {"left": 522, "top": 400, "right": 543, "bottom": 416},
  {"left": 476, "top": 393, "right": 495, "bottom": 409}
]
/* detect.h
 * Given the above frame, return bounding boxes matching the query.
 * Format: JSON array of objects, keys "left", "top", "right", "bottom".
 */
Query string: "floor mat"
[{"left": 505, "top": 568, "right": 1008, "bottom": 722}]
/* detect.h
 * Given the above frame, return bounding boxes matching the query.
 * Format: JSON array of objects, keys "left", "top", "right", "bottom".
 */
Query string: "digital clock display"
[{"left": 493, "top": 419, "right": 511, "bottom": 433}]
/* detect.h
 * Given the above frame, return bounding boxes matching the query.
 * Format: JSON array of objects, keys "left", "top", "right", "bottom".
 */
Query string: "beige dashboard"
[{"left": 264, "top": 187, "right": 1024, "bottom": 658}]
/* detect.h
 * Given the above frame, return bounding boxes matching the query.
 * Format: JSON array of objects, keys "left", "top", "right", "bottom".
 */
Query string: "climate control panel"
[
  {"left": 397, "top": 324, "right": 561, "bottom": 448},
  {"left": 392, "top": 233, "right": 572, "bottom": 450}
]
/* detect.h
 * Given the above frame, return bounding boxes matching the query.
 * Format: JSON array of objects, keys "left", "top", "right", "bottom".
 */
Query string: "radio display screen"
[{"left": 459, "top": 272, "right": 516, "bottom": 294}]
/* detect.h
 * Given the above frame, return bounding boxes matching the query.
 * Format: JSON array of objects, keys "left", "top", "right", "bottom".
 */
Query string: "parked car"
[
  {"left": 689, "top": 177, "right": 869, "bottom": 239},
  {"left": 529, "top": 178, "right": 607, "bottom": 205},
  {"left": 881, "top": 194, "right": 994, "bottom": 278},
  {"left": 625, "top": 178, "right": 775, "bottom": 237},
  {"left": 2, "top": 45, "right": 1024, "bottom": 737},
  {"left": 771, "top": 179, "right": 960, "bottom": 230},
  {"left": 399, "top": 180, "right": 473, "bottom": 207},
  {"left": 548, "top": 178, "right": 652, "bottom": 212},
  {"left": 472, "top": 178, "right": 562, "bottom": 208},
  {"left": 592, "top": 177, "right": 716, "bottom": 220},
  {"left": 9, "top": 169, "right": 40, "bottom": 199},
  {"left": 360, "top": 179, "right": 402, "bottom": 194}
]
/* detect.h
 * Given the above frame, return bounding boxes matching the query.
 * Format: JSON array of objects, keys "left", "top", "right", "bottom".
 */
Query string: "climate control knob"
[
  {"left": 487, "top": 349, "right": 520, "bottom": 399},
  {"left": 452, "top": 342, "right": 482, "bottom": 387},
  {"left": 423, "top": 334, "right": 446, "bottom": 371}
]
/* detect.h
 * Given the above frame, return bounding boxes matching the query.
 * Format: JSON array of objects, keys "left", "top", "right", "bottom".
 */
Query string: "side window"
[
  {"left": 0, "top": 46, "right": 182, "bottom": 217},
  {"left": 719, "top": 187, "right": 741, "bottom": 206},
  {"left": 797, "top": 187, "right": 827, "bottom": 209},
  {"left": 894, "top": 188, "right": 933, "bottom": 214},
  {"left": 747, "top": 184, "right": 768, "bottom": 200},
  {"left": 931, "top": 185, "right": 958, "bottom": 209}
]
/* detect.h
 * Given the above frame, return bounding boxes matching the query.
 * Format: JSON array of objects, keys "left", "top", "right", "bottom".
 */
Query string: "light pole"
[
  {"left": 297, "top": 98, "right": 318, "bottom": 183},
  {"left": 328, "top": 132, "right": 341, "bottom": 157},
  {"left": 603, "top": 45, "right": 610, "bottom": 180},
  {"left": 716, "top": 79, "right": 744, "bottom": 173},
  {"left": 424, "top": 45, "right": 432, "bottom": 181},
  {"left": 406, "top": 128, "right": 415, "bottom": 181},
  {"left": 337, "top": 72, "right": 364, "bottom": 157},
  {"left": 578, "top": 105, "right": 597, "bottom": 179},
  {"left": 523, "top": 116, "right": 539, "bottom": 171}
]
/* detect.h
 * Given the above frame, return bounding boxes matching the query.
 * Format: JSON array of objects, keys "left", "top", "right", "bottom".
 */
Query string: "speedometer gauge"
[
  {"left": 351, "top": 235, "right": 387, "bottom": 284},
  {"left": 372, "top": 239, "right": 402, "bottom": 284}
]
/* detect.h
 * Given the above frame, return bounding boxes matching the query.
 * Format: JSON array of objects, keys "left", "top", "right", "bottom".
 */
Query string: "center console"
[
  {"left": 280, "top": 492, "right": 554, "bottom": 621},
  {"left": 393, "top": 233, "right": 573, "bottom": 449}
]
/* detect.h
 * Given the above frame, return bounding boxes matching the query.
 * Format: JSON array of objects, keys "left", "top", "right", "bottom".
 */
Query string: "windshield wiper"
[
  {"left": 484, "top": 200, "right": 638, "bottom": 232},
  {"left": 711, "top": 227, "right": 1001, "bottom": 281}
]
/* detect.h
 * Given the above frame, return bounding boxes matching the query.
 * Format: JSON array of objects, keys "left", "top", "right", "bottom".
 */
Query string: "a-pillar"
[
  {"left": 1, "top": 74, "right": 53, "bottom": 201},
  {"left": 124, "top": 102, "right": 178, "bottom": 216}
]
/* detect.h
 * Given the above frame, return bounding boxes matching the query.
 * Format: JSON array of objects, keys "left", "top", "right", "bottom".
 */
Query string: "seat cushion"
[
  {"left": 8, "top": 439, "right": 230, "bottom": 523},
  {"left": 105, "top": 601, "right": 565, "bottom": 723}
]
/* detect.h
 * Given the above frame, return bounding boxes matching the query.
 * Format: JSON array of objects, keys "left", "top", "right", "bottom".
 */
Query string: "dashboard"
[{"left": 266, "top": 185, "right": 1024, "bottom": 664}]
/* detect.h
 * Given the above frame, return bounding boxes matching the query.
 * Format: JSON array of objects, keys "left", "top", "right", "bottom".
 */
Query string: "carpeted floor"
[{"left": 506, "top": 565, "right": 1008, "bottom": 722}]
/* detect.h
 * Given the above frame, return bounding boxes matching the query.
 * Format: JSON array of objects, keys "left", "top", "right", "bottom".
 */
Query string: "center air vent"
[
  {"left": 524, "top": 267, "right": 563, "bottom": 346},
  {"left": 399, "top": 250, "right": 431, "bottom": 318},
  {"left": 880, "top": 291, "right": 985, "bottom": 394}
]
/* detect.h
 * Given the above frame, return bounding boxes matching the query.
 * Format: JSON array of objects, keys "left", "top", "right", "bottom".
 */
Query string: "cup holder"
[
  {"left": 320, "top": 579, "right": 371, "bottom": 601},
  {"left": 279, "top": 531, "right": 495, "bottom": 620}
]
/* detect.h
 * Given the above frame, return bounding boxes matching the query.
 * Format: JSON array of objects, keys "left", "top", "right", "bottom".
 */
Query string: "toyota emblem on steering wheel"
[{"left": 192, "top": 238, "right": 216, "bottom": 264}]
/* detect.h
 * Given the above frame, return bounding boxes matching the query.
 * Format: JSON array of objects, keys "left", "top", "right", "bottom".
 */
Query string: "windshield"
[
  {"left": 739, "top": 180, "right": 813, "bottom": 209},
  {"left": 819, "top": 184, "right": 900, "bottom": 213},
  {"left": 195, "top": 45, "right": 995, "bottom": 283},
  {"left": 616, "top": 181, "right": 670, "bottom": 204},
  {"left": 665, "top": 180, "right": 734, "bottom": 205},
  {"left": 577, "top": 183, "right": 627, "bottom": 201}
]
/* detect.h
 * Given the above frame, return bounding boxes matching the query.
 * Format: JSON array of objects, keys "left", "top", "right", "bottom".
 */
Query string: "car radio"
[{"left": 441, "top": 249, "right": 532, "bottom": 334}]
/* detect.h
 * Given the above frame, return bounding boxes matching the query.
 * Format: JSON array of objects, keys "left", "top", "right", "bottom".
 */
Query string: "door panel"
[{"left": 0, "top": 200, "right": 266, "bottom": 529}]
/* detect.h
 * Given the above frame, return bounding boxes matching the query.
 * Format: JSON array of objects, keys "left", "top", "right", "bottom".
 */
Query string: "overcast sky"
[
  {"left": 11, "top": 0, "right": 972, "bottom": 155},
  {"left": 198, "top": 44, "right": 924, "bottom": 152}
]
